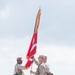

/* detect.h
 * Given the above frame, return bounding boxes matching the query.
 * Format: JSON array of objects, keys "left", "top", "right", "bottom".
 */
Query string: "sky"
[{"left": 0, "top": 0, "right": 75, "bottom": 75}]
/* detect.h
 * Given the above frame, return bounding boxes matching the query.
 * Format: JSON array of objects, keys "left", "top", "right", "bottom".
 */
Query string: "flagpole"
[{"left": 30, "top": 63, "right": 33, "bottom": 75}]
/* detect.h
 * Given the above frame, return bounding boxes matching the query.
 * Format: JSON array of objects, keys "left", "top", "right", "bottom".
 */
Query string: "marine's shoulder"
[{"left": 15, "top": 64, "right": 21, "bottom": 68}]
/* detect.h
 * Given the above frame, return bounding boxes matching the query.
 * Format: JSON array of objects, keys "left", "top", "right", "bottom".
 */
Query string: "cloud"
[
  {"left": 0, "top": 37, "right": 75, "bottom": 75},
  {"left": 0, "top": 36, "right": 75, "bottom": 65},
  {"left": 0, "top": 0, "right": 75, "bottom": 75},
  {"left": 0, "top": 5, "right": 10, "bottom": 18},
  {"left": 0, "top": 0, "right": 75, "bottom": 48},
  {"left": 37, "top": 44, "right": 75, "bottom": 65}
]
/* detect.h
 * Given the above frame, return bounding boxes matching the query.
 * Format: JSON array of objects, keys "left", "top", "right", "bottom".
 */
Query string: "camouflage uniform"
[{"left": 14, "top": 64, "right": 24, "bottom": 75}]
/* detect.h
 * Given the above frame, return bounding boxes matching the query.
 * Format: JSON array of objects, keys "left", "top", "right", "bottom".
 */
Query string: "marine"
[{"left": 14, "top": 57, "right": 25, "bottom": 75}]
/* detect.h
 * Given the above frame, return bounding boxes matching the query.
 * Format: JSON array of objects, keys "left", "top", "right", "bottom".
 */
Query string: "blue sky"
[{"left": 0, "top": 0, "right": 75, "bottom": 75}]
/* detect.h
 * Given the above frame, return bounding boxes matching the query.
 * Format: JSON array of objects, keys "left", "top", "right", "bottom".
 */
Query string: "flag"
[
  {"left": 26, "top": 8, "right": 41, "bottom": 59},
  {"left": 26, "top": 33, "right": 37, "bottom": 59},
  {"left": 25, "top": 8, "right": 41, "bottom": 69}
]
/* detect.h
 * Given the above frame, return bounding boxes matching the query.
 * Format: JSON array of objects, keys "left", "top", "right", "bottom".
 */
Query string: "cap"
[
  {"left": 38, "top": 55, "right": 44, "bottom": 59},
  {"left": 17, "top": 57, "right": 22, "bottom": 61},
  {"left": 42, "top": 55, "right": 47, "bottom": 59}
]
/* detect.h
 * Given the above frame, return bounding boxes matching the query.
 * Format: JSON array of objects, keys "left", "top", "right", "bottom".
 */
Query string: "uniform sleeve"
[
  {"left": 43, "top": 63, "right": 50, "bottom": 73},
  {"left": 45, "top": 65, "right": 49, "bottom": 73},
  {"left": 39, "top": 65, "right": 45, "bottom": 75},
  {"left": 17, "top": 65, "right": 25, "bottom": 70},
  {"left": 33, "top": 58, "right": 39, "bottom": 66}
]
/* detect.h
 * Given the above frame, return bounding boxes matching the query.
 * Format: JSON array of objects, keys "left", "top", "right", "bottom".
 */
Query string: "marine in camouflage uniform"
[
  {"left": 42, "top": 56, "right": 53, "bottom": 75},
  {"left": 30, "top": 55, "right": 46, "bottom": 75},
  {"left": 14, "top": 57, "right": 25, "bottom": 75}
]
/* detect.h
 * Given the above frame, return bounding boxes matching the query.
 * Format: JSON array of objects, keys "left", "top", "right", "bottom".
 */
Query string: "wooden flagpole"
[{"left": 30, "top": 63, "right": 33, "bottom": 75}]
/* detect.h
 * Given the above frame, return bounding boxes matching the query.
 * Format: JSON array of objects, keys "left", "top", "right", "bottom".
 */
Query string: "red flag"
[
  {"left": 25, "top": 9, "right": 41, "bottom": 69},
  {"left": 25, "top": 57, "right": 34, "bottom": 69},
  {"left": 26, "top": 33, "right": 37, "bottom": 59}
]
